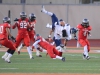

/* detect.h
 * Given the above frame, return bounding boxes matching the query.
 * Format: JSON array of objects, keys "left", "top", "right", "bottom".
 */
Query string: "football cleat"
[
  {"left": 30, "top": 56, "right": 34, "bottom": 59},
  {"left": 86, "top": 56, "right": 90, "bottom": 60},
  {"left": 36, "top": 55, "right": 42, "bottom": 57},
  {"left": 5, "top": 58, "right": 11, "bottom": 63},
  {"left": 2, "top": 56, "right": 6, "bottom": 60},
  {"left": 62, "top": 57, "right": 65, "bottom": 62},
  {"left": 83, "top": 53, "right": 86, "bottom": 59},
  {"left": 41, "top": 5, "right": 45, "bottom": 12}
]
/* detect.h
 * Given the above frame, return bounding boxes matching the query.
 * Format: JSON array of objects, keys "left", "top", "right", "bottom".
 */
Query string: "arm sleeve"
[
  {"left": 33, "top": 39, "right": 41, "bottom": 47},
  {"left": 12, "top": 22, "right": 18, "bottom": 29}
]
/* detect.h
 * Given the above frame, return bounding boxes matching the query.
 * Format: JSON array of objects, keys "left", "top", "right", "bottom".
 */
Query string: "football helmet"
[
  {"left": 70, "top": 27, "right": 78, "bottom": 34},
  {"left": 29, "top": 13, "right": 36, "bottom": 21},
  {"left": 82, "top": 18, "right": 89, "bottom": 28},
  {"left": 20, "top": 12, "right": 27, "bottom": 20},
  {"left": 3, "top": 17, "right": 11, "bottom": 23}
]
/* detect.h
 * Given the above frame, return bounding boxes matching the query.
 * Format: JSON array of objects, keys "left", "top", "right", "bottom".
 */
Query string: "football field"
[{"left": 0, "top": 47, "right": 100, "bottom": 75}]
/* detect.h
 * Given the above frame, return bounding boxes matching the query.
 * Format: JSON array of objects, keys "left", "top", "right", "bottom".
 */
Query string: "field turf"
[{"left": 0, "top": 47, "right": 100, "bottom": 74}]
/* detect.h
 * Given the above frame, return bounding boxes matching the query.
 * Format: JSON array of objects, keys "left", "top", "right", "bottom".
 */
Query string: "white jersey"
[
  {"left": 46, "top": 22, "right": 72, "bottom": 40},
  {"left": 61, "top": 23, "right": 72, "bottom": 40},
  {"left": 54, "top": 22, "right": 62, "bottom": 39}
]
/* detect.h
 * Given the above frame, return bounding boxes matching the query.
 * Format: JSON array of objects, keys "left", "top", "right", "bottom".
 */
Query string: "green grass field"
[{"left": 0, "top": 49, "right": 100, "bottom": 74}]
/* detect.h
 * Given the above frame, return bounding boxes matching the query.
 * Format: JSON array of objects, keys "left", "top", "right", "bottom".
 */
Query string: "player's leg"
[
  {"left": 5, "top": 49, "right": 15, "bottom": 63},
  {"left": 17, "top": 42, "right": 25, "bottom": 53},
  {"left": 41, "top": 5, "right": 58, "bottom": 29},
  {"left": 47, "top": 46, "right": 65, "bottom": 62},
  {"left": 86, "top": 39, "right": 90, "bottom": 52},
  {"left": 56, "top": 44, "right": 64, "bottom": 53},
  {"left": 1, "top": 39, "right": 16, "bottom": 63},
  {"left": 53, "top": 37, "right": 61, "bottom": 47},
  {"left": 2, "top": 48, "right": 11, "bottom": 60},
  {"left": 41, "top": 5, "right": 53, "bottom": 16},
  {"left": 53, "top": 47, "right": 63, "bottom": 57},
  {"left": 17, "top": 33, "right": 26, "bottom": 51},
  {"left": 15, "top": 35, "right": 23, "bottom": 48},
  {"left": 24, "top": 35, "right": 33, "bottom": 59},
  {"left": 79, "top": 39, "right": 89, "bottom": 60}
]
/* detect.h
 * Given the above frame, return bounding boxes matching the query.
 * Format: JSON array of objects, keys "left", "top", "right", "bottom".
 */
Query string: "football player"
[
  {"left": 12, "top": 12, "right": 33, "bottom": 59},
  {"left": 1, "top": 17, "right": 16, "bottom": 63},
  {"left": 32, "top": 34, "right": 65, "bottom": 62},
  {"left": 76, "top": 18, "right": 92, "bottom": 60},
  {"left": 17, "top": 13, "right": 42, "bottom": 57},
  {"left": 41, "top": 6, "right": 77, "bottom": 48}
]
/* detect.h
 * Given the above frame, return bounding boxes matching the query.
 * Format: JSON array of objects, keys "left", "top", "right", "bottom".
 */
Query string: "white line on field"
[
  {"left": 67, "top": 54, "right": 100, "bottom": 58},
  {"left": 0, "top": 68, "right": 18, "bottom": 70}
]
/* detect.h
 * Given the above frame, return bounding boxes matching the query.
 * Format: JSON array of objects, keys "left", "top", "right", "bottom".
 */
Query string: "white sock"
[
  {"left": 18, "top": 43, "right": 23, "bottom": 51},
  {"left": 2, "top": 52, "right": 9, "bottom": 58},
  {"left": 6, "top": 53, "right": 12, "bottom": 60},
  {"left": 27, "top": 47, "right": 32, "bottom": 58},
  {"left": 42, "top": 8, "right": 53, "bottom": 16},
  {"left": 56, "top": 55, "right": 62, "bottom": 60},
  {"left": 36, "top": 49, "right": 40, "bottom": 56},
  {"left": 84, "top": 45, "right": 89, "bottom": 57},
  {"left": 42, "top": 49, "right": 47, "bottom": 53},
  {"left": 56, "top": 46, "right": 63, "bottom": 52},
  {"left": 29, "top": 46, "right": 32, "bottom": 51}
]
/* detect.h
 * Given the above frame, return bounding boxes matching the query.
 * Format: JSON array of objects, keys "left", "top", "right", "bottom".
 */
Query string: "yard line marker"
[
  {"left": 0, "top": 68, "right": 18, "bottom": 70},
  {"left": 67, "top": 54, "right": 100, "bottom": 58}
]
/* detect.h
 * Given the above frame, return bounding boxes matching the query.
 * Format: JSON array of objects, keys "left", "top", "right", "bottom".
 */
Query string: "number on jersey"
[{"left": 20, "top": 21, "right": 27, "bottom": 28}]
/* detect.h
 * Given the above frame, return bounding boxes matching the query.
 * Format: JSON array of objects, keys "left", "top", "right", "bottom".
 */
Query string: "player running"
[
  {"left": 76, "top": 18, "right": 92, "bottom": 60},
  {"left": 1, "top": 17, "right": 16, "bottom": 63}
]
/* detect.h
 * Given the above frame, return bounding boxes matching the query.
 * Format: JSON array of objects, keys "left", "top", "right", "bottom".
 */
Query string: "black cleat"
[
  {"left": 5, "top": 59, "right": 11, "bottom": 63},
  {"left": 30, "top": 57, "right": 34, "bottom": 59},
  {"left": 62, "top": 57, "right": 65, "bottom": 62},
  {"left": 37, "top": 55, "right": 42, "bottom": 57},
  {"left": 7, "top": 61, "right": 11, "bottom": 63},
  {"left": 86, "top": 56, "right": 90, "bottom": 60}
]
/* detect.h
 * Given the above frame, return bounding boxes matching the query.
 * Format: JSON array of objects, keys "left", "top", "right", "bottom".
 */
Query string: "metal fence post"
[
  {"left": 22, "top": 3, "right": 25, "bottom": 12},
  {"left": 90, "top": 0, "right": 93, "bottom": 4},
  {"left": 66, "top": 4, "right": 69, "bottom": 23}
]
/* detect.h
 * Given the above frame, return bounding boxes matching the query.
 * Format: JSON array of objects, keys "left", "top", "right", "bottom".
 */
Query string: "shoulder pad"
[{"left": 66, "top": 23, "right": 69, "bottom": 26}]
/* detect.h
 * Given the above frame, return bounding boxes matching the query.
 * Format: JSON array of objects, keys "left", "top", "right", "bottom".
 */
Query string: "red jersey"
[
  {"left": 35, "top": 36, "right": 53, "bottom": 50},
  {"left": 77, "top": 24, "right": 92, "bottom": 39},
  {"left": 0, "top": 23, "right": 10, "bottom": 39},
  {"left": 28, "top": 20, "right": 36, "bottom": 34},
  {"left": 12, "top": 18, "right": 29, "bottom": 35}
]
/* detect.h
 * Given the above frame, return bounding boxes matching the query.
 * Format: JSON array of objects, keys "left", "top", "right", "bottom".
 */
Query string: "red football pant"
[
  {"left": 79, "top": 39, "right": 90, "bottom": 52},
  {"left": 0, "top": 38, "right": 16, "bottom": 50},
  {"left": 28, "top": 33, "right": 35, "bottom": 45},
  {"left": 46, "top": 46, "right": 61, "bottom": 58},
  {"left": 15, "top": 34, "right": 30, "bottom": 48}
]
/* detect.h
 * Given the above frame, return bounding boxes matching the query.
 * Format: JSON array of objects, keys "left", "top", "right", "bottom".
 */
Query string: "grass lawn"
[{"left": 0, "top": 50, "right": 100, "bottom": 74}]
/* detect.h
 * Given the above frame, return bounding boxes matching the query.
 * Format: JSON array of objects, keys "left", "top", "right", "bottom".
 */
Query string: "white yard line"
[{"left": 0, "top": 68, "right": 18, "bottom": 70}]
